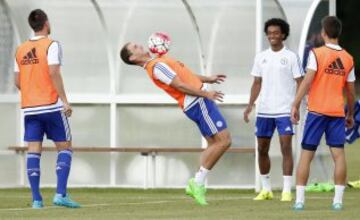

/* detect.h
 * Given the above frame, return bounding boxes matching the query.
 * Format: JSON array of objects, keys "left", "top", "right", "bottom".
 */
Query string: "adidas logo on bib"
[
  {"left": 20, "top": 48, "right": 39, "bottom": 65},
  {"left": 325, "top": 57, "right": 345, "bottom": 76}
]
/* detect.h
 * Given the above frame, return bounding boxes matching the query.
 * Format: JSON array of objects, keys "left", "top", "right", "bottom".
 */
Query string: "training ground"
[{"left": 1, "top": 143, "right": 359, "bottom": 220}]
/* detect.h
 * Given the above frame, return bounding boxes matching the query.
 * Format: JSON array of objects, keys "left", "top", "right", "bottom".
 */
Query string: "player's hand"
[
  {"left": 345, "top": 115, "right": 354, "bottom": 129},
  {"left": 291, "top": 106, "right": 299, "bottom": 124},
  {"left": 63, "top": 103, "right": 73, "bottom": 117},
  {"left": 207, "top": 74, "right": 226, "bottom": 84},
  {"left": 206, "top": 91, "right": 224, "bottom": 102},
  {"left": 243, "top": 105, "right": 253, "bottom": 123}
]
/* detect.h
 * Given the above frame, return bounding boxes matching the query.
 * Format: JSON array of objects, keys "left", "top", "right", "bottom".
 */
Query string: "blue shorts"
[
  {"left": 302, "top": 112, "right": 345, "bottom": 151},
  {"left": 184, "top": 98, "right": 227, "bottom": 137},
  {"left": 255, "top": 116, "right": 294, "bottom": 138},
  {"left": 24, "top": 111, "right": 72, "bottom": 142}
]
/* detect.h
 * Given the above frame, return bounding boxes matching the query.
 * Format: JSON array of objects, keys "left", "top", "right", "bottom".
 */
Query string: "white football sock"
[
  {"left": 295, "top": 185, "right": 305, "bottom": 204},
  {"left": 194, "top": 166, "right": 209, "bottom": 185},
  {"left": 283, "top": 176, "right": 292, "bottom": 193},
  {"left": 260, "top": 174, "right": 272, "bottom": 192},
  {"left": 333, "top": 185, "right": 345, "bottom": 204}
]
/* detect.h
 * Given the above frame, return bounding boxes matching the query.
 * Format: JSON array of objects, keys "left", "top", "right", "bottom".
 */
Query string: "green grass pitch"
[
  {"left": 1, "top": 188, "right": 360, "bottom": 220},
  {"left": 1, "top": 143, "right": 359, "bottom": 220}
]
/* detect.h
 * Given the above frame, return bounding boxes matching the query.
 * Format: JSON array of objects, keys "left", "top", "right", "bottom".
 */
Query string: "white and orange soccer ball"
[{"left": 148, "top": 32, "right": 171, "bottom": 56}]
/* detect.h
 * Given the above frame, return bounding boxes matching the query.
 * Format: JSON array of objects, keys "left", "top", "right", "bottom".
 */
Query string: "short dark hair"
[
  {"left": 120, "top": 43, "right": 136, "bottom": 65},
  {"left": 264, "top": 18, "right": 290, "bottom": 40},
  {"left": 28, "top": 9, "right": 48, "bottom": 32},
  {"left": 321, "top": 16, "right": 342, "bottom": 39}
]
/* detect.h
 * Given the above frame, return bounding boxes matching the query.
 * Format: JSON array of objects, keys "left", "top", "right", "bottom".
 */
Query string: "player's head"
[
  {"left": 120, "top": 42, "right": 150, "bottom": 66},
  {"left": 264, "top": 18, "right": 289, "bottom": 46},
  {"left": 28, "top": 9, "right": 50, "bottom": 34},
  {"left": 321, "top": 16, "right": 342, "bottom": 40}
]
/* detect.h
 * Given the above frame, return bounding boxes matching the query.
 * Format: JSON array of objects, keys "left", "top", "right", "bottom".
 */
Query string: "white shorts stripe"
[
  {"left": 257, "top": 113, "right": 291, "bottom": 118},
  {"left": 26, "top": 154, "right": 41, "bottom": 159},
  {"left": 199, "top": 99, "right": 218, "bottom": 134},
  {"left": 64, "top": 114, "right": 71, "bottom": 141},
  {"left": 60, "top": 112, "right": 68, "bottom": 140},
  {"left": 200, "top": 99, "right": 217, "bottom": 133},
  {"left": 60, "top": 112, "right": 71, "bottom": 141}
]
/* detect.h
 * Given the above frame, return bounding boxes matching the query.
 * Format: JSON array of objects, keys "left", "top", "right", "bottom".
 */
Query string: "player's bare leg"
[
  {"left": 296, "top": 150, "right": 315, "bottom": 186},
  {"left": 279, "top": 135, "right": 293, "bottom": 176},
  {"left": 329, "top": 147, "right": 347, "bottom": 186},
  {"left": 201, "top": 129, "right": 232, "bottom": 169},
  {"left": 193, "top": 130, "right": 231, "bottom": 186},
  {"left": 253, "top": 138, "right": 273, "bottom": 200},
  {"left": 294, "top": 149, "right": 315, "bottom": 210},
  {"left": 186, "top": 129, "right": 231, "bottom": 205},
  {"left": 279, "top": 135, "right": 293, "bottom": 201},
  {"left": 257, "top": 138, "right": 271, "bottom": 175},
  {"left": 330, "top": 147, "right": 346, "bottom": 210},
  {"left": 28, "top": 142, "right": 42, "bottom": 153},
  {"left": 55, "top": 141, "right": 72, "bottom": 151}
]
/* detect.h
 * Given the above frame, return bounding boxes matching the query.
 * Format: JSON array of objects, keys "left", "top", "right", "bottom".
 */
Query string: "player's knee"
[
  {"left": 281, "top": 146, "right": 292, "bottom": 157},
  {"left": 222, "top": 136, "right": 231, "bottom": 149},
  {"left": 214, "top": 131, "right": 231, "bottom": 149},
  {"left": 257, "top": 147, "right": 269, "bottom": 156},
  {"left": 333, "top": 153, "right": 345, "bottom": 162},
  {"left": 330, "top": 148, "right": 345, "bottom": 160},
  {"left": 55, "top": 141, "right": 72, "bottom": 151},
  {"left": 221, "top": 132, "right": 232, "bottom": 149},
  {"left": 28, "top": 142, "right": 42, "bottom": 153}
]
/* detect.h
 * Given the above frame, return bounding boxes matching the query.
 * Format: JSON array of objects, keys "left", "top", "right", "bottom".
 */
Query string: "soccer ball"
[{"left": 148, "top": 32, "right": 171, "bottom": 56}]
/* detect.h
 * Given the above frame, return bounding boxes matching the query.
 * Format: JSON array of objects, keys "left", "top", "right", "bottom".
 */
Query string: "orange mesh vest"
[
  {"left": 145, "top": 56, "right": 203, "bottom": 109},
  {"left": 16, "top": 38, "right": 58, "bottom": 108},
  {"left": 308, "top": 46, "right": 354, "bottom": 116}
]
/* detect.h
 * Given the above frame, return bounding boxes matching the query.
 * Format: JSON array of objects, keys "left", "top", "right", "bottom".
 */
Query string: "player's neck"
[
  {"left": 34, "top": 30, "right": 48, "bottom": 38},
  {"left": 138, "top": 57, "right": 150, "bottom": 67},
  {"left": 325, "top": 38, "right": 338, "bottom": 46},
  {"left": 270, "top": 43, "right": 284, "bottom": 52}
]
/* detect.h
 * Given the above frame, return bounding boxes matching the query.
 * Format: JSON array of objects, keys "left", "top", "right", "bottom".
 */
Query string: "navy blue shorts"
[
  {"left": 184, "top": 98, "right": 227, "bottom": 137},
  {"left": 255, "top": 116, "right": 294, "bottom": 138},
  {"left": 301, "top": 112, "right": 345, "bottom": 151},
  {"left": 24, "top": 111, "right": 71, "bottom": 142}
]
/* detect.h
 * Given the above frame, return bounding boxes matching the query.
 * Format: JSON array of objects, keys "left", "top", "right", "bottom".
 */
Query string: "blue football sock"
[
  {"left": 56, "top": 149, "right": 72, "bottom": 196},
  {"left": 27, "top": 153, "right": 42, "bottom": 201}
]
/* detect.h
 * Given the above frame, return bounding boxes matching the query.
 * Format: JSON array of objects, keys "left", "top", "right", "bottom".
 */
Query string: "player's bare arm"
[
  {"left": 244, "top": 76, "right": 262, "bottom": 123},
  {"left": 49, "top": 64, "right": 72, "bottom": 117},
  {"left": 345, "top": 81, "right": 355, "bottom": 128},
  {"left": 170, "top": 76, "right": 224, "bottom": 102},
  {"left": 295, "top": 77, "right": 303, "bottom": 92},
  {"left": 291, "top": 69, "right": 316, "bottom": 124},
  {"left": 15, "top": 72, "right": 20, "bottom": 90},
  {"left": 196, "top": 74, "right": 226, "bottom": 84}
]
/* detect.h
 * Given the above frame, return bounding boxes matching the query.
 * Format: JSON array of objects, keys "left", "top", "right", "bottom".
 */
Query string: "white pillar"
[
  {"left": 254, "top": 0, "right": 263, "bottom": 193},
  {"left": 329, "top": 0, "right": 336, "bottom": 16},
  {"left": 110, "top": 103, "right": 117, "bottom": 186},
  {"left": 151, "top": 152, "right": 156, "bottom": 188}
]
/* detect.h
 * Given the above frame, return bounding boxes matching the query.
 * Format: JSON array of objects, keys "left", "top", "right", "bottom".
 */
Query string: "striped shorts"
[
  {"left": 184, "top": 98, "right": 227, "bottom": 137},
  {"left": 24, "top": 111, "right": 71, "bottom": 142}
]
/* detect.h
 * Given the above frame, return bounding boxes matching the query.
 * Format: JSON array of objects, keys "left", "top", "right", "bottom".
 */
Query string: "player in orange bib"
[
  {"left": 15, "top": 9, "right": 79, "bottom": 208},
  {"left": 120, "top": 43, "right": 232, "bottom": 206},
  {"left": 291, "top": 16, "right": 355, "bottom": 211}
]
